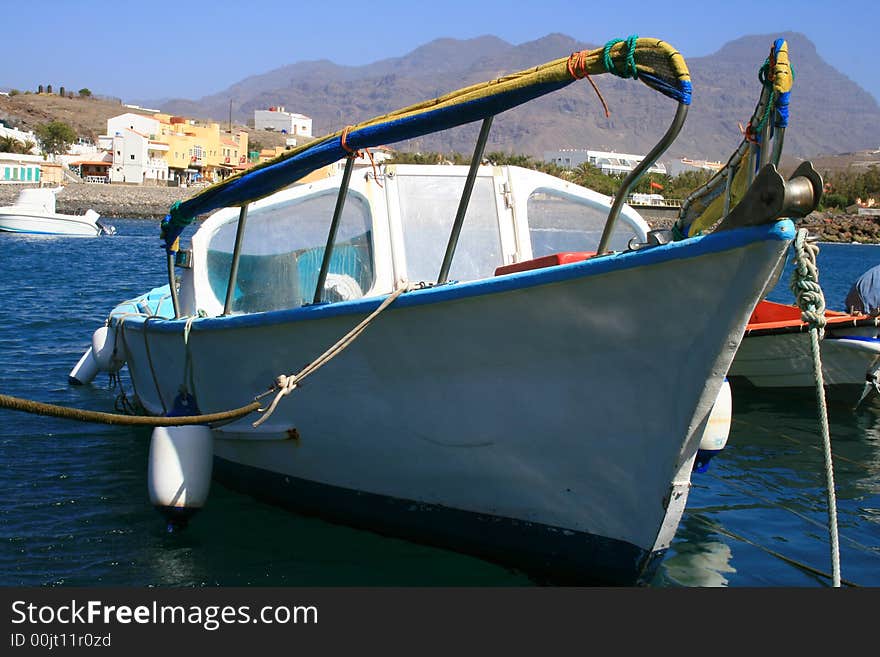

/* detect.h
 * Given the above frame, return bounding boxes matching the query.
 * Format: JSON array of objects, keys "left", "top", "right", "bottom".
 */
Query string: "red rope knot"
[
  {"left": 739, "top": 121, "right": 759, "bottom": 144},
  {"left": 566, "top": 50, "right": 610, "bottom": 118},
  {"left": 340, "top": 125, "right": 357, "bottom": 155},
  {"left": 340, "top": 125, "right": 383, "bottom": 187}
]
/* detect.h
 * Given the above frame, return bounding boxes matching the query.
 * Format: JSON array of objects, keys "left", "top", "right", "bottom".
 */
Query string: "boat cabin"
[{"left": 179, "top": 164, "right": 650, "bottom": 317}]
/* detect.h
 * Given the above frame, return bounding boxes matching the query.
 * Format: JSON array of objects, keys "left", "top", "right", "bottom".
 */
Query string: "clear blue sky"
[{"left": 3, "top": 0, "right": 878, "bottom": 104}]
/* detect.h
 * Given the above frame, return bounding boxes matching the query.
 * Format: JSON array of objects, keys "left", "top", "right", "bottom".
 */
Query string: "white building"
[
  {"left": 544, "top": 149, "right": 667, "bottom": 176},
  {"left": 108, "top": 129, "right": 169, "bottom": 184},
  {"left": 0, "top": 153, "right": 44, "bottom": 183},
  {"left": 254, "top": 107, "right": 312, "bottom": 137},
  {"left": 102, "top": 113, "right": 169, "bottom": 184},
  {"left": 666, "top": 157, "right": 724, "bottom": 176},
  {"left": 106, "top": 113, "right": 161, "bottom": 139},
  {"left": 0, "top": 122, "right": 39, "bottom": 154}
]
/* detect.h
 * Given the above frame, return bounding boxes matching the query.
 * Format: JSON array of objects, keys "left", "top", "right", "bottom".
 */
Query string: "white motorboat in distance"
[{"left": 0, "top": 187, "right": 114, "bottom": 236}]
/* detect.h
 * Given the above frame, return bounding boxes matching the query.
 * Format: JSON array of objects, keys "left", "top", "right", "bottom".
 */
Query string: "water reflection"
[{"left": 662, "top": 385, "right": 880, "bottom": 586}]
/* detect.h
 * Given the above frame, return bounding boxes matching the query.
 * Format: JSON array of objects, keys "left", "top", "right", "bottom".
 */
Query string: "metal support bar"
[
  {"left": 747, "top": 143, "right": 759, "bottom": 187},
  {"left": 438, "top": 117, "right": 493, "bottom": 284},
  {"left": 314, "top": 155, "right": 356, "bottom": 304},
  {"left": 759, "top": 120, "right": 773, "bottom": 169},
  {"left": 747, "top": 87, "right": 772, "bottom": 187},
  {"left": 770, "top": 127, "right": 786, "bottom": 167},
  {"left": 222, "top": 205, "right": 249, "bottom": 315},
  {"left": 597, "top": 104, "right": 688, "bottom": 254},
  {"left": 722, "top": 165, "right": 734, "bottom": 220},
  {"left": 167, "top": 253, "right": 180, "bottom": 319}
]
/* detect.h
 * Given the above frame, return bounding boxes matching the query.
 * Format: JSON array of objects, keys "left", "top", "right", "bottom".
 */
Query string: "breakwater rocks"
[
  {"left": 796, "top": 211, "right": 880, "bottom": 244},
  {"left": 647, "top": 212, "right": 880, "bottom": 244},
  {"left": 0, "top": 183, "right": 199, "bottom": 219}
]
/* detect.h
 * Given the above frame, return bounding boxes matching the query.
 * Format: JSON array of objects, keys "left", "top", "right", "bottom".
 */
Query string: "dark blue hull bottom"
[{"left": 213, "top": 456, "right": 665, "bottom": 586}]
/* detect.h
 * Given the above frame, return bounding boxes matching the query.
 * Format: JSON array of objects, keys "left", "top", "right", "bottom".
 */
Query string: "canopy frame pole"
[
  {"left": 597, "top": 103, "right": 688, "bottom": 254},
  {"left": 167, "top": 253, "right": 181, "bottom": 319},
  {"left": 438, "top": 116, "right": 494, "bottom": 284},
  {"left": 722, "top": 165, "right": 734, "bottom": 220},
  {"left": 759, "top": 117, "right": 773, "bottom": 169},
  {"left": 314, "top": 155, "right": 356, "bottom": 304},
  {"left": 222, "top": 205, "right": 250, "bottom": 315},
  {"left": 747, "top": 85, "right": 773, "bottom": 187},
  {"left": 770, "top": 127, "right": 786, "bottom": 167}
]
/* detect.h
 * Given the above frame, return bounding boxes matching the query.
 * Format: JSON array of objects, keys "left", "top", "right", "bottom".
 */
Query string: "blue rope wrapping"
[
  {"left": 641, "top": 75, "right": 691, "bottom": 105},
  {"left": 602, "top": 35, "right": 639, "bottom": 79},
  {"left": 775, "top": 91, "right": 790, "bottom": 128},
  {"left": 771, "top": 37, "right": 790, "bottom": 128}
]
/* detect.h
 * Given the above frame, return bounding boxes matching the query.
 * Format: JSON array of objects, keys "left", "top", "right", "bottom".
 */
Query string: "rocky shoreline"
[
  {"left": 618, "top": 212, "right": 880, "bottom": 244},
  {"left": 0, "top": 183, "right": 198, "bottom": 219},
  {"left": 1, "top": 183, "right": 878, "bottom": 243}
]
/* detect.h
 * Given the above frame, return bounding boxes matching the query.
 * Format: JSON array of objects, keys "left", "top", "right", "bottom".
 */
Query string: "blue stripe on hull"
[
  {"left": 130, "top": 219, "right": 795, "bottom": 334},
  {"left": 212, "top": 455, "right": 664, "bottom": 586},
  {"left": 0, "top": 226, "right": 69, "bottom": 235}
]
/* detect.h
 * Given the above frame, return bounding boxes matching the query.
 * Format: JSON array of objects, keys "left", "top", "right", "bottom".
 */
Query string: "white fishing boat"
[
  {"left": 70, "top": 37, "right": 822, "bottom": 584},
  {"left": 0, "top": 186, "right": 114, "bottom": 236},
  {"left": 728, "top": 299, "right": 880, "bottom": 396}
]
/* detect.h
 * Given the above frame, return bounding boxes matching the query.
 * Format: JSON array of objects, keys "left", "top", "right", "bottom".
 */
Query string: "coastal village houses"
[{"left": 102, "top": 112, "right": 249, "bottom": 186}]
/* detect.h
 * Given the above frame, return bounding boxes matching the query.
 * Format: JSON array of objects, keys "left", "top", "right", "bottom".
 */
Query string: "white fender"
[
  {"left": 148, "top": 425, "right": 213, "bottom": 528},
  {"left": 91, "top": 325, "right": 125, "bottom": 372},
  {"left": 701, "top": 379, "right": 732, "bottom": 452},
  {"left": 695, "top": 379, "right": 732, "bottom": 472},
  {"left": 68, "top": 346, "right": 99, "bottom": 385}
]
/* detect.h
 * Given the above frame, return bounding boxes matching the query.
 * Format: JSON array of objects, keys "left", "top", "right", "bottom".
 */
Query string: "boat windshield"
[
  {"left": 397, "top": 173, "right": 502, "bottom": 283},
  {"left": 527, "top": 190, "right": 638, "bottom": 255},
  {"left": 205, "top": 190, "right": 375, "bottom": 312}
]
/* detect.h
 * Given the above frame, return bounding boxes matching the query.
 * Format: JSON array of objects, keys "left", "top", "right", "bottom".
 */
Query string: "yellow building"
[{"left": 153, "top": 114, "right": 248, "bottom": 184}]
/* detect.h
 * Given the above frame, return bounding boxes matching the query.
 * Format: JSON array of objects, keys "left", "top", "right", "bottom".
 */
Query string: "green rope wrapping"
[
  {"left": 602, "top": 35, "right": 639, "bottom": 79},
  {"left": 752, "top": 59, "right": 777, "bottom": 138},
  {"left": 790, "top": 229, "right": 827, "bottom": 337},
  {"left": 159, "top": 200, "right": 194, "bottom": 253}
]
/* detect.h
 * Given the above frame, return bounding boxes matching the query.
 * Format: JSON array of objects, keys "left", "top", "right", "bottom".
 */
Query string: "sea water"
[{"left": 1, "top": 220, "right": 878, "bottom": 587}]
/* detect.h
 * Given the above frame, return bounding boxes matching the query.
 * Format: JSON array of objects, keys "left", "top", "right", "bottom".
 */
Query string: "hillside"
[
  {"left": 0, "top": 93, "right": 287, "bottom": 150},
  {"left": 150, "top": 32, "right": 880, "bottom": 161},
  {"left": 3, "top": 32, "right": 878, "bottom": 166},
  {"left": 0, "top": 94, "right": 128, "bottom": 142}
]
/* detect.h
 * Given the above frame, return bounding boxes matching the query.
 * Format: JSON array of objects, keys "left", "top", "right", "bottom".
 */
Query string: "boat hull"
[
  {"left": 729, "top": 318, "right": 880, "bottom": 390},
  {"left": 0, "top": 210, "right": 103, "bottom": 236},
  {"left": 109, "top": 221, "right": 794, "bottom": 584},
  {"left": 212, "top": 450, "right": 664, "bottom": 584}
]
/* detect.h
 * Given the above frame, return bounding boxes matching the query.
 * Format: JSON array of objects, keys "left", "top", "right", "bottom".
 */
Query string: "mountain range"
[{"left": 138, "top": 32, "right": 880, "bottom": 161}]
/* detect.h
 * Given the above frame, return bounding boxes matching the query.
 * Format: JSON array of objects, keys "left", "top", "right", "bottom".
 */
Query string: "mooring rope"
[
  {"left": 0, "top": 284, "right": 416, "bottom": 430},
  {"left": 789, "top": 227, "right": 841, "bottom": 587},
  {"left": 0, "top": 393, "right": 261, "bottom": 427}
]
